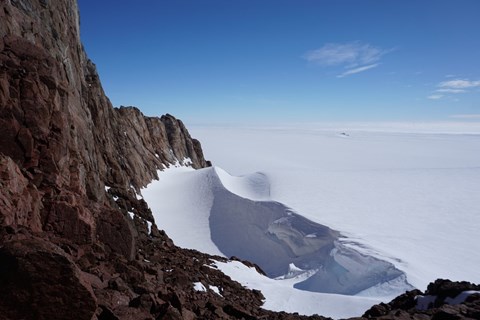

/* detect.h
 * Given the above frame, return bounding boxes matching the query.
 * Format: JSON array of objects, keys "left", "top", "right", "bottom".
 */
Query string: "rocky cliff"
[
  {"left": 0, "top": 0, "right": 207, "bottom": 246},
  {"left": 0, "top": 1, "right": 479, "bottom": 320},
  {"left": 0, "top": 0, "right": 282, "bottom": 319}
]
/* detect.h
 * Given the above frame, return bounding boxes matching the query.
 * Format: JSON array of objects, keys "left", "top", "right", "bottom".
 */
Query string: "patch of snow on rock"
[
  {"left": 193, "top": 282, "right": 207, "bottom": 292},
  {"left": 445, "top": 290, "right": 480, "bottom": 305},
  {"left": 210, "top": 285, "right": 222, "bottom": 296},
  {"left": 182, "top": 157, "right": 193, "bottom": 166},
  {"left": 146, "top": 221, "right": 152, "bottom": 234}
]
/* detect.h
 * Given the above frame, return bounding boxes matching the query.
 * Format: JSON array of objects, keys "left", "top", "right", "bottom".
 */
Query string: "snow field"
[
  {"left": 143, "top": 124, "right": 480, "bottom": 318},
  {"left": 190, "top": 125, "right": 480, "bottom": 290}
]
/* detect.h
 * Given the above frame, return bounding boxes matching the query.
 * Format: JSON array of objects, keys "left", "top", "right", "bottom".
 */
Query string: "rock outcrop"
[
  {"left": 0, "top": 0, "right": 209, "bottom": 241},
  {"left": 0, "top": 1, "right": 479, "bottom": 320},
  {"left": 0, "top": 1, "right": 328, "bottom": 319},
  {"left": 354, "top": 279, "right": 480, "bottom": 320}
]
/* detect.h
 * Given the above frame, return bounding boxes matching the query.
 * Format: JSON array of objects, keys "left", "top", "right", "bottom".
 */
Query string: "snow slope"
[
  {"left": 189, "top": 124, "right": 480, "bottom": 291},
  {"left": 143, "top": 165, "right": 414, "bottom": 318},
  {"left": 212, "top": 259, "right": 382, "bottom": 319},
  {"left": 143, "top": 164, "right": 411, "bottom": 295},
  {"left": 143, "top": 123, "right": 480, "bottom": 318},
  {"left": 144, "top": 165, "right": 411, "bottom": 296}
]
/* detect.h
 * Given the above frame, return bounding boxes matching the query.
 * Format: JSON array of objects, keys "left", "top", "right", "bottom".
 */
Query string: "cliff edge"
[{"left": 0, "top": 0, "right": 207, "bottom": 247}]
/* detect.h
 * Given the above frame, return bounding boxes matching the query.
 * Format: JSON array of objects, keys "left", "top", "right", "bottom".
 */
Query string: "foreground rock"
[
  {"left": 353, "top": 279, "right": 480, "bottom": 320},
  {"left": 0, "top": 236, "right": 97, "bottom": 320}
]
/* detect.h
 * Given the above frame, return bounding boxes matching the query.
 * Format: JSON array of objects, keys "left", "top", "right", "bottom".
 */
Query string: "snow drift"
[{"left": 144, "top": 165, "right": 411, "bottom": 295}]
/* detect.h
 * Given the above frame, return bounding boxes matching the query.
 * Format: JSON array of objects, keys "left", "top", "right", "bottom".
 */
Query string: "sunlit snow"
[
  {"left": 142, "top": 123, "right": 480, "bottom": 319},
  {"left": 210, "top": 285, "right": 222, "bottom": 296},
  {"left": 193, "top": 282, "right": 207, "bottom": 292}
]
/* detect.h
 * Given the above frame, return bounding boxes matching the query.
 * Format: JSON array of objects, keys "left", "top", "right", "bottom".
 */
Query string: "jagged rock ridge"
[
  {"left": 0, "top": 0, "right": 207, "bottom": 253},
  {"left": 0, "top": 0, "right": 479, "bottom": 319}
]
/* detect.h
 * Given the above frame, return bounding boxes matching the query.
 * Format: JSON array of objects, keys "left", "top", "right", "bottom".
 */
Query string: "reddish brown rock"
[
  {"left": 0, "top": 154, "right": 42, "bottom": 231},
  {"left": 0, "top": 237, "right": 97, "bottom": 320},
  {"left": 0, "top": 0, "right": 208, "bottom": 253},
  {"left": 95, "top": 209, "right": 137, "bottom": 260}
]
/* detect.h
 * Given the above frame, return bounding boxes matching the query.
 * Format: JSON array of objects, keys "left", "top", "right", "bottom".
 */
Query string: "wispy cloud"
[
  {"left": 337, "top": 64, "right": 379, "bottom": 78},
  {"left": 450, "top": 114, "right": 480, "bottom": 119},
  {"left": 428, "top": 78, "right": 480, "bottom": 100},
  {"left": 438, "top": 79, "right": 480, "bottom": 89},
  {"left": 428, "top": 94, "right": 444, "bottom": 100},
  {"left": 303, "top": 41, "right": 391, "bottom": 78},
  {"left": 436, "top": 88, "right": 466, "bottom": 93}
]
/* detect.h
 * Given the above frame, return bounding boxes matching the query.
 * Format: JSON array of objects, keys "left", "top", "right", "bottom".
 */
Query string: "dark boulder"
[{"left": 0, "top": 237, "right": 97, "bottom": 320}]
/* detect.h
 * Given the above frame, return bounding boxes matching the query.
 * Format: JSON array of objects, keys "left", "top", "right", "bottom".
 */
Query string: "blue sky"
[{"left": 78, "top": 0, "right": 480, "bottom": 124}]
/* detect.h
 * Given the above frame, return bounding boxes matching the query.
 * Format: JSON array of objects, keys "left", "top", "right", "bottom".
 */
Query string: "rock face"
[
  {"left": 0, "top": 1, "right": 479, "bottom": 320},
  {"left": 0, "top": 1, "right": 328, "bottom": 319},
  {"left": 0, "top": 0, "right": 207, "bottom": 235},
  {"left": 0, "top": 0, "right": 208, "bottom": 255}
]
